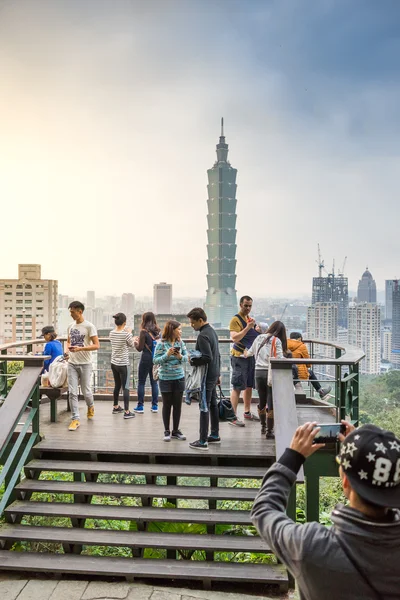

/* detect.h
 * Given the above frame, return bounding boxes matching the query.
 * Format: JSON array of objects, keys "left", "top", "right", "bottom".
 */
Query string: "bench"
[{"left": 39, "top": 386, "right": 69, "bottom": 423}]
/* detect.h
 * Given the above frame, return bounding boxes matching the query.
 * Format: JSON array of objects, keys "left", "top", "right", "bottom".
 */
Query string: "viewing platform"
[{"left": 0, "top": 337, "right": 364, "bottom": 596}]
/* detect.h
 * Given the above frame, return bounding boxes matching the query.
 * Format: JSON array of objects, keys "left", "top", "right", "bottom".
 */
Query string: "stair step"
[
  {"left": 25, "top": 459, "right": 266, "bottom": 479},
  {"left": 0, "top": 524, "right": 270, "bottom": 553},
  {"left": 15, "top": 479, "right": 257, "bottom": 501},
  {"left": 0, "top": 550, "right": 288, "bottom": 588},
  {"left": 6, "top": 501, "right": 252, "bottom": 525}
]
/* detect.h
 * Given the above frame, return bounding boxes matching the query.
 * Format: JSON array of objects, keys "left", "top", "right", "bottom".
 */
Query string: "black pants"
[
  {"left": 308, "top": 369, "right": 322, "bottom": 392},
  {"left": 159, "top": 378, "right": 185, "bottom": 433},
  {"left": 255, "top": 370, "right": 273, "bottom": 412},
  {"left": 111, "top": 364, "right": 130, "bottom": 411},
  {"left": 199, "top": 381, "right": 219, "bottom": 443}
]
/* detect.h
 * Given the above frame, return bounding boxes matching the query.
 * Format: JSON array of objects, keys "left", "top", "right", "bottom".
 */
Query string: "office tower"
[
  {"left": 312, "top": 274, "right": 348, "bottom": 328},
  {"left": 357, "top": 268, "right": 377, "bottom": 303},
  {"left": 86, "top": 290, "right": 95, "bottom": 308},
  {"left": 204, "top": 119, "right": 238, "bottom": 327},
  {"left": 385, "top": 280, "right": 395, "bottom": 321},
  {"left": 0, "top": 264, "right": 58, "bottom": 345},
  {"left": 121, "top": 293, "right": 135, "bottom": 321},
  {"left": 94, "top": 307, "right": 104, "bottom": 329},
  {"left": 153, "top": 283, "right": 172, "bottom": 314},
  {"left": 382, "top": 327, "right": 392, "bottom": 362},
  {"left": 348, "top": 303, "right": 381, "bottom": 375},
  {"left": 391, "top": 280, "right": 400, "bottom": 368},
  {"left": 58, "top": 294, "right": 69, "bottom": 309}
]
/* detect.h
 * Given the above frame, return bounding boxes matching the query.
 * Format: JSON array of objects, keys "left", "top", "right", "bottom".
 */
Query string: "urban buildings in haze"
[
  {"left": 348, "top": 303, "right": 381, "bottom": 375},
  {"left": 86, "top": 290, "right": 95, "bottom": 308},
  {"left": 0, "top": 264, "right": 58, "bottom": 345},
  {"left": 357, "top": 268, "right": 377, "bottom": 303},
  {"left": 153, "top": 283, "right": 172, "bottom": 314},
  {"left": 385, "top": 279, "right": 395, "bottom": 321},
  {"left": 121, "top": 293, "right": 135, "bottom": 320},
  {"left": 312, "top": 272, "right": 348, "bottom": 328},
  {"left": 204, "top": 119, "right": 238, "bottom": 328},
  {"left": 391, "top": 280, "right": 400, "bottom": 368},
  {"left": 306, "top": 302, "right": 338, "bottom": 342}
]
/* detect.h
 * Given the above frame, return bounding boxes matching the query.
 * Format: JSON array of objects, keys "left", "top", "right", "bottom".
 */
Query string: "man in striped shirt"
[{"left": 109, "top": 313, "right": 136, "bottom": 419}]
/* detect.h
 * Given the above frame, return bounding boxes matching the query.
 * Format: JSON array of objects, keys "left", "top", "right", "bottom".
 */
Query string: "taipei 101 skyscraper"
[{"left": 204, "top": 119, "right": 238, "bottom": 327}]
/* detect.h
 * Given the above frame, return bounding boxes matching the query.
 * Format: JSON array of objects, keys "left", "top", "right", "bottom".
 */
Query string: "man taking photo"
[{"left": 251, "top": 421, "right": 400, "bottom": 599}]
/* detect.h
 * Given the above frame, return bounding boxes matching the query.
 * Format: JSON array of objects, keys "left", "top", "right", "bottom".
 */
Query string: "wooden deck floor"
[{"left": 35, "top": 397, "right": 335, "bottom": 462}]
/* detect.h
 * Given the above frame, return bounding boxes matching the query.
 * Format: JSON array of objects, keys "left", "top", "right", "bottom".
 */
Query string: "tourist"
[
  {"left": 251, "top": 421, "right": 400, "bottom": 599},
  {"left": 40, "top": 326, "right": 63, "bottom": 372},
  {"left": 187, "top": 307, "right": 221, "bottom": 451},
  {"left": 153, "top": 320, "right": 188, "bottom": 442},
  {"left": 109, "top": 312, "right": 135, "bottom": 419},
  {"left": 66, "top": 301, "right": 100, "bottom": 431},
  {"left": 229, "top": 295, "right": 260, "bottom": 426},
  {"left": 133, "top": 312, "right": 160, "bottom": 414},
  {"left": 288, "top": 332, "right": 332, "bottom": 399},
  {"left": 246, "top": 320, "right": 286, "bottom": 439}
]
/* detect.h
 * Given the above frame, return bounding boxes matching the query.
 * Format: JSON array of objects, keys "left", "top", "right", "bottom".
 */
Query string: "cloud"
[{"left": 0, "top": 0, "right": 398, "bottom": 298}]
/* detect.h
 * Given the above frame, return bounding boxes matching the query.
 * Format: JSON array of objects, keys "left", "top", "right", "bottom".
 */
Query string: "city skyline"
[{"left": 1, "top": 1, "right": 399, "bottom": 296}]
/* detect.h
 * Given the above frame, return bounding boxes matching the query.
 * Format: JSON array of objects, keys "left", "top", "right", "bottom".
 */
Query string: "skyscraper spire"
[
  {"left": 216, "top": 118, "right": 229, "bottom": 163},
  {"left": 221, "top": 117, "right": 224, "bottom": 138}
]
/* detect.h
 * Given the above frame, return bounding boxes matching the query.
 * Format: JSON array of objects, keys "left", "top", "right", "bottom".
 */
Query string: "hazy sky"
[{"left": 1, "top": 0, "right": 399, "bottom": 297}]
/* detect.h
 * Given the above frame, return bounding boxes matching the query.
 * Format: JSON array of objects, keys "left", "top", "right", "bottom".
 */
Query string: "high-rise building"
[
  {"left": 391, "top": 280, "right": 400, "bottom": 368},
  {"left": 357, "top": 268, "right": 377, "bottom": 303},
  {"left": 382, "top": 327, "right": 392, "bottom": 362},
  {"left": 306, "top": 302, "right": 338, "bottom": 377},
  {"left": 312, "top": 274, "right": 348, "bottom": 328},
  {"left": 204, "top": 119, "right": 238, "bottom": 328},
  {"left": 153, "top": 283, "right": 172, "bottom": 314},
  {"left": 0, "top": 264, "right": 58, "bottom": 345},
  {"left": 348, "top": 303, "right": 381, "bottom": 375},
  {"left": 306, "top": 303, "right": 338, "bottom": 342},
  {"left": 121, "top": 293, "right": 135, "bottom": 321},
  {"left": 58, "top": 294, "right": 69, "bottom": 309},
  {"left": 86, "top": 290, "right": 95, "bottom": 308},
  {"left": 385, "top": 280, "right": 395, "bottom": 321}
]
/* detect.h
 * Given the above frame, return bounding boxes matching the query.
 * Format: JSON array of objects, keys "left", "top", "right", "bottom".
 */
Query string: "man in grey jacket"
[{"left": 251, "top": 421, "right": 400, "bottom": 599}]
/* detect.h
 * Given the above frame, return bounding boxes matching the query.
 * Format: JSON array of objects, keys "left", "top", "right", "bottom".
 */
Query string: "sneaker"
[
  {"left": 87, "top": 405, "right": 95, "bottom": 419},
  {"left": 171, "top": 430, "right": 186, "bottom": 440},
  {"left": 207, "top": 435, "right": 221, "bottom": 444},
  {"left": 164, "top": 430, "right": 171, "bottom": 442},
  {"left": 133, "top": 404, "right": 144, "bottom": 414},
  {"left": 112, "top": 406, "right": 124, "bottom": 414},
  {"left": 266, "top": 430, "right": 275, "bottom": 440},
  {"left": 124, "top": 411, "right": 135, "bottom": 419},
  {"left": 243, "top": 411, "right": 260, "bottom": 421},
  {"left": 229, "top": 418, "right": 245, "bottom": 427},
  {"left": 151, "top": 404, "right": 159, "bottom": 413},
  {"left": 294, "top": 382, "right": 303, "bottom": 391},
  {"left": 189, "top": 440, "right": 209, "bottom": 451},
  {"left": 319, "top": 385, "right": 332, "bottom": 400},
  {"left": 68, "top": 419, "right": 80, "bottom": 431}
]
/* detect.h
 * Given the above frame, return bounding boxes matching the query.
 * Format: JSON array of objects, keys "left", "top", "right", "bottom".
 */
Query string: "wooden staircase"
[{"left": 0, "top": 447, "right": 289, "bottom": 594}]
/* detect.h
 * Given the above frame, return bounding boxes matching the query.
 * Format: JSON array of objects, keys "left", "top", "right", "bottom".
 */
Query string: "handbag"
[
  {"left": 217, "top": 386, "right": 236, "bottom": 421},
  {"left": 152, "top": 340, "right": 163, "bottom": 381},
  {"left": 267, "top": 337, "right": 277, "bottom": 387}
]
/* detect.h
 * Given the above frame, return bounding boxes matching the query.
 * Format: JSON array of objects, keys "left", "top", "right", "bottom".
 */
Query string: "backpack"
[{"left": 49, "top": 356, "right": 68, "bottom": 388}]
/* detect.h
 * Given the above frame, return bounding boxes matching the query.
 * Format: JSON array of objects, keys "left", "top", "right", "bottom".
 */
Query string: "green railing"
[{"left": 0, "top": 355, "right": 47, "bottom": 514}]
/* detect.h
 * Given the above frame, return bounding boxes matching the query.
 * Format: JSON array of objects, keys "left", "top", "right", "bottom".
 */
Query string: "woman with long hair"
[
  {"left": 133, "top": 312, "right": 161, "bottom": 414},
  {"left": 153, "top": 320, "right": 188, "bottom": 442},
  {"left": 246, "top": 320, "right": 287, "bottom": 439}
]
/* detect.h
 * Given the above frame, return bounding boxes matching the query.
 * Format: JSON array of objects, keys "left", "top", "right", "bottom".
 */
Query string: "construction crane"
[
  {"left": 280, "top": 304, "right": 288, "bottom": 320},
  {"left": 338, "top": 256, "right": 347, "bottom": 277},
  {"left": 316, "top": 243, "right": 325, "bottom": 277}
]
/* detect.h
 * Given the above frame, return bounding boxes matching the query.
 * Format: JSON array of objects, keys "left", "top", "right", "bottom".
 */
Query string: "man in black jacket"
[{"left": 187, "top": 307, "right": 221, "bottom": 450}]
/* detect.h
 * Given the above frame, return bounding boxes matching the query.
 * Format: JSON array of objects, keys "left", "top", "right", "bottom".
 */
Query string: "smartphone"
[{"left": 312, "top": 423, "right": 345, "bottom": 444}]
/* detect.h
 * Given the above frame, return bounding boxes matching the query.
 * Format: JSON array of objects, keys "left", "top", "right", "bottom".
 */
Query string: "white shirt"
[
  {"left": 247, "top": 335, "right": 284, "bottom": 370},
  {"left": 67, "top": 320, "right": 97, "bottom": 365}
]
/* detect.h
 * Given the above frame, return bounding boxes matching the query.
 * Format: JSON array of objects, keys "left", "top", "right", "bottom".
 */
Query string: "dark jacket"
[
  {"left": 190, "top": 323, "right": 220, "bottom": 383},
  {"left": 250, "top": 449, "right": 400, "bottom": 600},
  {"left": 135, "top": 328, "right": 160, "bottom": 361}
]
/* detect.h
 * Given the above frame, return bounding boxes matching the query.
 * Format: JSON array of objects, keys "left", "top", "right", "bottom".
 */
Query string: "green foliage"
[{"left": 5, "top": 361, "right": 23, "bottom": 393}]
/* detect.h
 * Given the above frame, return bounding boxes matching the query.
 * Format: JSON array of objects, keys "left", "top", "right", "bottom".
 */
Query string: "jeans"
[
  {"left": 199, "top": 381, "right": 219, "bottom": 443},
  {"left": 308, "top": 369, "right": 322, "bottom": 392},
  {"left": 68, "top": 362, "right": 94, "bottom": 421},
  {"left": 111, "top": 363, "right": 130, "bottom": 411},
  {"left": 159, "top": 378, "right": 185, "bottom": 433},
  {"left": 137, "top": 357, "right": 159, "bottom": 406},
  {"left": 255, "top": 370, "right": 273, "bottom": 412}
]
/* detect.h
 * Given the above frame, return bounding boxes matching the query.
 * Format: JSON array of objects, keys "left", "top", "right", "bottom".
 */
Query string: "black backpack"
[{"left": 217, "top": 386, "right": 236, "bottom": 421}]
